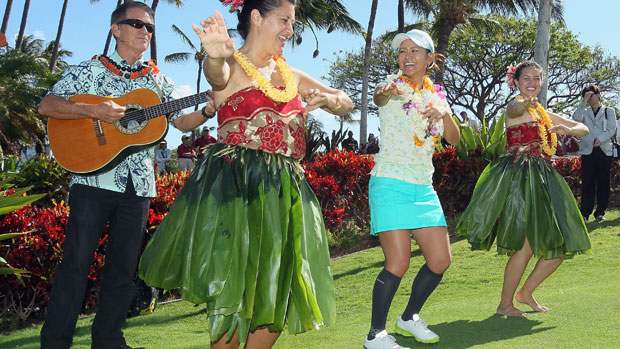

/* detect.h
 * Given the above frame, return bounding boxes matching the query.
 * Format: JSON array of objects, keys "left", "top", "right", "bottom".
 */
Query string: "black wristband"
[{"left": 201, "top": 106, "right": 215, "bottom": 119}]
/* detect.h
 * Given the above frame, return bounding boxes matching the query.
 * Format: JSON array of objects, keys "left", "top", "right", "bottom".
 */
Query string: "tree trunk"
[
  {"left": 103, "top": 0, "right": 123, "bottom": 56},
  {"left": 360, "top": 0, "right": 379, "bottom": 148},
  {"left": 433, "top": 23, "right": 455, "bottom": 86},
  {"left": 49, "top": 0, "right": 69, "bottom": 72},
  {"left": 1, "top": 0, "right": 13, "bottom": 34},
  {"left": 398, "top": 0, "right": 404, "bottom": 33},
  {"left": 534, "top": 0, "right": 552, "bottom": 108},
  {"left": 15, "top": 0, "right": 30, "bottom": 51},
  {"left": 195, "top": 61, "right": 202, "bottom": 111},
  {"left": 150, "top": 0, "right": 159, "bottom": 64}
]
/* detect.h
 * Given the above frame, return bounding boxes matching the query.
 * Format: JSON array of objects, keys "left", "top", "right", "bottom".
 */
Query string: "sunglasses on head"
[{"left": 117, "top": 19, "right": 154, "bottom": 33}]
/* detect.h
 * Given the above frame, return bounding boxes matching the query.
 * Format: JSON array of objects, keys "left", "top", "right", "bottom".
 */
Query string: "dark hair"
[
  {"left": 581, "top": 84, "right": 600, "bottom": 97},
  {"left": 237, "top": 0, "right": 296, "bottom": 39},
  {"left": 514, "top": 61, "right": 544, "bottom": 81},
  {"left": 111, "top": 2, "right": 154, "bottom": 25}
]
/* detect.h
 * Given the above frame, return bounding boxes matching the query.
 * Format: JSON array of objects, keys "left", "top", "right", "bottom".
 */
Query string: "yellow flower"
[
  {"left": 233, "top": 50, "right": 298, "bottom": 103},
  {"left": 414, "top": 134, "right": 425, "bottom": 146},
  {"left": 519, "top": 95, "right": 557, "bottom": 156}
]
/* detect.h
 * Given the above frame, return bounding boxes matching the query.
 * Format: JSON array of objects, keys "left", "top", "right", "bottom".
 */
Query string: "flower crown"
[
  {"left": 505, "top": 63, "right": 522, "bottom": 90},
  {"left": 220, "top": 0, "right": 244, "bottom": 13}
]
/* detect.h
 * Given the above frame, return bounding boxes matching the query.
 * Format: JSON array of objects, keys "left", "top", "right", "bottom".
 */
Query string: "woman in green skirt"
[
  {"left": 456, "top": 61, "right": 591, "bottom": 317},
  {"left": 139, "top": 0, "right": 352, "bottom": 347}
]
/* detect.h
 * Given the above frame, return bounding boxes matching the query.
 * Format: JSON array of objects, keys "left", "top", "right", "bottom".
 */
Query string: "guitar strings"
[{"left": 118, "top": 92, "right": 209, "bottom": 123}]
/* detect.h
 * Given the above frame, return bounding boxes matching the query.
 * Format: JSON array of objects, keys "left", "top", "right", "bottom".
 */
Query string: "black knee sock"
[
  {"left": 401, "top": 264, "right": 443, "bottom": 321},
  {"left": 368, "top": 268, "right": 401, "bottom": 340}
]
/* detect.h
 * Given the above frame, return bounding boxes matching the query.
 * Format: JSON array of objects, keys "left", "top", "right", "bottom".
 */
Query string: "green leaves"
[{"left": 455, "top": 112, "right": 506, "bottom": 160}]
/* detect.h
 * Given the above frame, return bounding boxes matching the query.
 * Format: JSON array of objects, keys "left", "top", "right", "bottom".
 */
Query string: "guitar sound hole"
[{"left": 115, "top": 105, "right": 147, "bottom": 135}]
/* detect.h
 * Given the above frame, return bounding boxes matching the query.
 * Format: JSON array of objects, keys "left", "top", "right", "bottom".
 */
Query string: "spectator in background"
[
  {"left": 361, "top": 133, "right": 380, "bottom": 155},
  {"left": 177, "top": 135, "right": 196, "bottom": 172},
  {"left": 572, "top": 84, "right": 616, "bottom": 222},
  {"left": 192, "top": 126, "right": 217, "bottom": 159},
  {"left": 155, "top": 140, "right": 171, "bottom": 174},
  {"left": 342, "top": 130, "right": 359, "bottom": 153},
  {"left": 460, "top": 111, "right": 480, "bottom": 130}
]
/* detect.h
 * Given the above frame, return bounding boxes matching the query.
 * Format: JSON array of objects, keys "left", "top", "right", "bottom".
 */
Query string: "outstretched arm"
[{"left": 293, "top": 67, "right": 353, "bottom": 116}]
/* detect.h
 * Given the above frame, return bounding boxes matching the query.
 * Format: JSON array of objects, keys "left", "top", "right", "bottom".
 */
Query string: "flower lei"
[
  {"left": 221, "top": 0, "right": 244, "bottom": 12},
  {"left": 233, "top": 50, "right": 298, "bottom": 103},
  {"left": 93, "top": 55, "right": 160, "bottom": 79},
  {"left": 516, "top": 95, "right": 558, "bottom": 156},
  {"left": 395, "top": 75, "right": 446, "bottom": 147}
]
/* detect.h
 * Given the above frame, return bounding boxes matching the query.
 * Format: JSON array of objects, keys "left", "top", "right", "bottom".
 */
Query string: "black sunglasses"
[{"left": 117, "top": 19, "right": 154, "bottom": 33}]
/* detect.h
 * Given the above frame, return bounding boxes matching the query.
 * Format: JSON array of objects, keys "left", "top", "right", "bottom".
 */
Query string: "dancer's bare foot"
[
  {"left": 516, "top": 291, "right": 549, "bottom": 312},
  {"left": 496, "top": 304, "right": 527, "bottom": 317}
]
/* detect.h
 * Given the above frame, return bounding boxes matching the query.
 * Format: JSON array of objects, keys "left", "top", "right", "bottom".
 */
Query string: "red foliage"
[
  {"left": 304, "top": 149, "right": 374, "bottom": 231},
  {"left": 432, "top": 147, "right": 489, "bottom": 217}
]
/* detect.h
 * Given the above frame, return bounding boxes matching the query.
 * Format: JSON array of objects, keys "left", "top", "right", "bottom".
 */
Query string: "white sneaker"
[
  {"left": 395, "top": 314, "right": 439, "bottom": 344},
  {"left": 363, "top": 330, "right": 410, "bottom": 349}
]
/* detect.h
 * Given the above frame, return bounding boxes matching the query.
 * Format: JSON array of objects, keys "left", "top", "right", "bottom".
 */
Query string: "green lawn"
[{"left": 2, "top": 210, "right": 620, "bottom": 348}]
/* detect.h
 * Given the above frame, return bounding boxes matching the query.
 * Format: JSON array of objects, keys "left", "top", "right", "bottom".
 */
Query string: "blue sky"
[{"left": 1, "top": 0, "right": 618, "bottom": 148}]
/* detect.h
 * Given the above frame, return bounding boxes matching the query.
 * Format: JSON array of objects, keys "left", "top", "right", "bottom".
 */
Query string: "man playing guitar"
[{"left": 38, "top": 3, "right": 215, "bottom": 348}]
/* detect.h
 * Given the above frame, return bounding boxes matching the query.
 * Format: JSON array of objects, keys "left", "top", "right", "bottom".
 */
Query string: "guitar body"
[{"left": 48, "top": 89, "right": 168, "bottom": 173}]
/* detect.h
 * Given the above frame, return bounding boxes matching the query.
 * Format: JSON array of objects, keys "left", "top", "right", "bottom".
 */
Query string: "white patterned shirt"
[
  {"left": 48, "top": 51, "right": 182, "bottom": 197},
  {"left": 371, "top": 74, "right": 450, "bottom": 185}
]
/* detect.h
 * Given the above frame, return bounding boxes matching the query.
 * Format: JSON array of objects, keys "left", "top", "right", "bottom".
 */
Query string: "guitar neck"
[{"left": 130, "top": 91, "right": 210, "bottom": 120}]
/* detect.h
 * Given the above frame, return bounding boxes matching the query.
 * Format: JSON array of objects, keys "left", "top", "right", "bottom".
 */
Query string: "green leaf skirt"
[
  {"left": 456, "top": 153, "right": 591, "bottom": 259},
  {"left": 139, "top": 144, "right": 335, "bottom": 343}
]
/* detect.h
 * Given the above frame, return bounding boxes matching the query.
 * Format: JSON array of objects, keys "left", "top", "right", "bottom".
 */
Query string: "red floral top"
[
  {"left": 217, "top": 87, "right": 306, "bottom": 160},
  {"left": 505, "top": 121, "right": 550, "bottom": 161}
]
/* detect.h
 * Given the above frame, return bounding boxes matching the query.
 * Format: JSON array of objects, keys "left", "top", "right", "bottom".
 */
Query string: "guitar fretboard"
[{"left": 124, "top": 91, "right": 209, "bottom": 121}]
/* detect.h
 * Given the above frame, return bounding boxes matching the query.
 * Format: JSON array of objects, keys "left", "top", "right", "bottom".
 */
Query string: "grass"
[{"left": 2, "top": 209, "right": 620, "bottom": 348}]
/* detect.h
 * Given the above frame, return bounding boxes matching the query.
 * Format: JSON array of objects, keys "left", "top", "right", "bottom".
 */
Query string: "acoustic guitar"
[{"left": 48, "top": 88, "right": 209, "bottom": 173}]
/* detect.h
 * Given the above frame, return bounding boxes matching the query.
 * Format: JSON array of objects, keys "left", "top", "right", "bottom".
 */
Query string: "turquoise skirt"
[
  {"left": 139, "top": 144, "right": 335, "bottom": 343},
  {"left": 369, "top": 175, "right": 447, "bottom": 235},
  {"left": 456, "top": 153, "right": 591, "bottom": 259}
]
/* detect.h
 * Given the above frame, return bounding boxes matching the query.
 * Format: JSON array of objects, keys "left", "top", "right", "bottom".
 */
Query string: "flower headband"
[
  {"left": 505, "top": 63, "right": 520, "bottom": 90},
  {"left": 221, "top": 0, "right": 244, "bottom": 13}
]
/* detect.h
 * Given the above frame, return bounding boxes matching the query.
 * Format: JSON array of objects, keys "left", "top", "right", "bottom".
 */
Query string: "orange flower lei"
[
  {"left": 233, "top": 50, "right": 298, "bottom": 103},
  {"left": 399, "top": 75, "right": 439, "bottom": 147},
  {"left": 399, "top": 75, "right": 434, "bottom": 93},
  {"left": 516, "top": 95, "right": 558, "bottom": 156}
]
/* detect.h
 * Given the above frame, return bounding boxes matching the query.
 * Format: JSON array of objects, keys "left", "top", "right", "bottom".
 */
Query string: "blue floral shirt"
[{"left": 49, "top": 51, "right": 182, "bottom": 197}]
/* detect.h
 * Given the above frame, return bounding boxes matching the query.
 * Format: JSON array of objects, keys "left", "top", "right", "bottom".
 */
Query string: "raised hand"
[
  {"left": 377, "top": 82, "right": 405, "bottom": 97},
  {"left": 302, "top": 88, "right": 329, "bottom": 114},
  {"left": 192, "top": 10, "right": 235, "bottom": 59}
]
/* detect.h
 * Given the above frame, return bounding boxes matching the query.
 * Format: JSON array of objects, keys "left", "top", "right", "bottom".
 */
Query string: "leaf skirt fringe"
[
  {"left": 139, "top": 144, "right": 335, "bottom": 343},
  {"left": 456, "top": 153, "right": 591, "bottom": 259}
]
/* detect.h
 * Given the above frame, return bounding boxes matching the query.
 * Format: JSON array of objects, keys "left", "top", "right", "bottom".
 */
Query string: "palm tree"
[
  {"left": 1, "top": 0, "right": 13, "bottom": 34},
  {"left": 164, "top": 24, "right": 205, "bottom": 111},
  {"left": 398, "top": 0, "right": 564, "bottom": 85},
  {"left": 14, "top": 0, "right": 30, "bottom": 51},
  {"left": 292, "top": 0, "right": 363, "bottom": 57},
  {"left": 49, "top": 0, "right": 69, "bottom": 72},
  {"left": 149, "top": 0, "right": 184, "bottom": 64},
  {"left": 359, "top": 0, "right": 379, "bottom": 147},
  {"left": 0, "top": 49, "right": 57, "bottom": 155},
  {"left": 534, "top": 0, "right": 552, "bottom": 107}
]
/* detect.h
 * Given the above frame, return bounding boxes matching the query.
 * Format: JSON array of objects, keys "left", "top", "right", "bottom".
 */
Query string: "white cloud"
[
  {"left": 175, "top": 84, "right": 194, "bottom": 98},
  {"left": 32, "top": 30, "right": 46, "bottom": 41}
]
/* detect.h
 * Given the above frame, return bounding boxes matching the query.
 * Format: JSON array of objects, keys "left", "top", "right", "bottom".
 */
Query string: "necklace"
[
  {"left": 397, "top": 75, "right": 441, "bottom": 147},
  {"left": 516, "top": 95, "right": 558, "bottom": 156},
  {"left": 233, "top": 50, "right": 298, "bottom": 103},
  {"left": 399, "top": 75, "right": 434, "bottom": 93},
  {"left": 93, "top": 55, "right": 159, "bottom": 79}
]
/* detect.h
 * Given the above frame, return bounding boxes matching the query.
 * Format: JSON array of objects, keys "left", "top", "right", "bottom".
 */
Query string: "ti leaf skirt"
[
  {"left": 139, "top": 144, "right": 335, "bottom": 343},
  {"left": 456, "top": 153, "right": 591, "bottom": 259}
]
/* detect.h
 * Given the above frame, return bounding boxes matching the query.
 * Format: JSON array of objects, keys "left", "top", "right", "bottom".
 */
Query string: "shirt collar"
[{"left": 110, "top": 51, "right": 146, "bottom": 70}]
